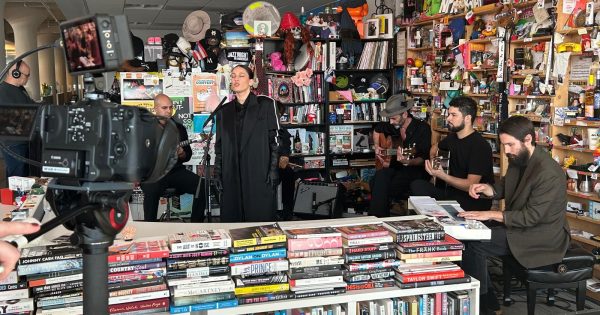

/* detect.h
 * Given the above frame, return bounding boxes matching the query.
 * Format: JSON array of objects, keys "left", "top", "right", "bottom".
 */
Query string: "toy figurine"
[
  {"left": 471, "top": 17, "right": 485, "bottom": 39},
  {"left": 481, "top": 20, "right": 496, "bottom": 37}
]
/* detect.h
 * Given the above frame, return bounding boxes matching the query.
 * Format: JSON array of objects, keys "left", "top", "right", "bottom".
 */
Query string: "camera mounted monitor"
[
  {"left": 60, "top": 15, "right": 133, "bottom": 75},
  {"left": 0, "top": 104, "right": 40, "bottom": 141}
]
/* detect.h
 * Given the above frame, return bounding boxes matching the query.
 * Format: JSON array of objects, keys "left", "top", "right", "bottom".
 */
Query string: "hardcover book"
[
  {"left": 283, "top": 226, "right": 341, "bottom": 239},
  {"left": 108, "top": 240, "right": 170, "bottom": 263},
  {"left": 335, "top": 224, "right": 390, "bottom": 240},
  {"left": 383, "top": 218, "right": 444, "bottom": 235},
  {"left": 167, "top": 229, "right": 232, "bottom": 253},
  {"left": 228, "top": 224, "right": 287, "bottom": 248}
]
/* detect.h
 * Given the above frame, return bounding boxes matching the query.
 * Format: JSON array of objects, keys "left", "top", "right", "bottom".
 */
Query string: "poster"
[
  {"left": 162, "top": 70, "right": 192, "bottom": 97},
  {"left": 192, "top": 73, "right": 219, "bottom": 113},
  {"left": 120, "top": 72, "right": 163, "bottom": 110},
  {"left": 171, "top": 97, "right": 193, "bottom": 135}
]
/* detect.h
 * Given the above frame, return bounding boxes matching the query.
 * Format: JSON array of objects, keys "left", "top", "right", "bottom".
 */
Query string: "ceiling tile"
[
  {"left": 125, "top": 0, "right": 168, "bottom": 5},
  {"left": 124, "top": 8, "right": 160, "bottom": 23}
]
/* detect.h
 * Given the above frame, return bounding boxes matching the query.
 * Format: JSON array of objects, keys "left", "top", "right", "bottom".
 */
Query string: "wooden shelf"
[
  {"left": 464, "top": 93, "right": 489, "bottom": 97},
  {"left": 567, "top": 212, "right": 600, "bottom": 224},
  {"left": 411, "top": 91, "right": 433, "bottom": 95},
  {"left": 407, "top": 47, "right": 432, "bottom": 52},
  {"left": 556, "top": 27, "right": 593, "bottom": 35},
  {"left": 567, "top": 190, "right": 600, "bottom": 202},
  {"left": 469, "top": 38, "right": 493, "bottom": 44},
  {"left": 481, "top": 133, "right": 498, "bottom": 139},
  {"left": 553, "top": 144, "right": 594, "bottom": 153},
  {"left": 467, "top": 68, "right": 496, "bottom": 72},
  {"left": 507, "top": 95, "right": 553, "bottom": 100},
  {"left": 511, "top": 35, "right": 553, "bottom": 44},
  {"left": 562, "top": 119, "right": 600, "bottom": 127},
  {"left": 571, "top": 234, "right": 600, "bottom": 247}
]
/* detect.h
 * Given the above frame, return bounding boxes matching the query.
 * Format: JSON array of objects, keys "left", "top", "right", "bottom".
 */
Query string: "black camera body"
[{"left": 40, "top": 102, "right": 163, "bottom": 182}]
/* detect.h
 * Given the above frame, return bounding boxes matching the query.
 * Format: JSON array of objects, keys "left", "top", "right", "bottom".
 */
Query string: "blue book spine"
[
  {"left": 229, "top": 248, "right": 287, "bottom": 263},
  {"left": 169, "top": 299, "right": 238, "bottom": 314}
]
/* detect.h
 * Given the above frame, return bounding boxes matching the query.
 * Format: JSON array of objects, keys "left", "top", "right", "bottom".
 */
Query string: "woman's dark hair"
[
  {"left": 449, "top": 96, "right": 477, "bottom": 124},
  {"left": 498, "top": 115, "right": 536, "bottom": 146},
  {"left": 232, "top": 64, "right": 254, "bottom": 79}
]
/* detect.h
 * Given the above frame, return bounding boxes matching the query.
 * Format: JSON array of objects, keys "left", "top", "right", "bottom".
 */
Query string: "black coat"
[{"left": 214, "top": 93, "right": 281, "bottom": 222}]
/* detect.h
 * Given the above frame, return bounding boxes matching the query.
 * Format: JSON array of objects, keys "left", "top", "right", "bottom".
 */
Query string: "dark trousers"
[
  {"left": 461, "top": 226, "right": 511, "bottom": 295},
  {"left": 369, "top": 167, "right": 421, "bottom": 217},
  {"left": 2, "top": 143, "right": 28, "bottom": 179},
  {"left": 410, "top": 179, "right": 493, "bottom": 211},
  {"left": 140, "top": 166, "right": 205, "bottom": 222}
]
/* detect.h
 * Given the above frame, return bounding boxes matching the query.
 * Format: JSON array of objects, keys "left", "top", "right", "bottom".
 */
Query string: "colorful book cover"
[
  {"left": 120, "top": 72, "right": 163, "bottom": 110},
  {"left": 167, "top": 229, "right": 232, "bottom": 253},
  {"left": 335, "top": 224, "right": 390, "bottom": 239},
  {"left": 384, "top": 218, "right": 445, "bottom": 234},
  {"left": 228, "top": 224, "right": 287, "bottom": 248},
  {"left": 284, "top": 227, "right": 341, "bottom": 239},
  {"left": 171, "top": 96, "right": 193, "bottom": 135},
  {"left": 108, "top": 240, "right": 170, "bottom": 263}
]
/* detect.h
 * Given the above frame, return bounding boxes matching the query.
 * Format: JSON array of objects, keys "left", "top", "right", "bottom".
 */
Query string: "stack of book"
[
  {"left": 18, "top": 242, "right": 82, "bottom": 314},
  {"left": 391, "top": 230, "right": 468, "bottom": 289},
  {"left": 336, "top": 224, "right": 397, "bottom": 291},
  {"left": 166, "top": 229, "right": 237, "bottom": 313},
  {"left": 107, "top": 240, "right": 171, "bottom": 314},
  {"left": 228, "top": 224, "right": 291, "bottom": 305},
  {"left": 284, "top": 227, "right": 346, "bottom": 298}
]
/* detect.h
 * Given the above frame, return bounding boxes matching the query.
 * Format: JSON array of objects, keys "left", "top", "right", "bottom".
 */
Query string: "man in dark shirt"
[
  {"left": 411, "top": 96, "right": 494, "bottom": 210},
  {"left": 369, "top": 92, "right": 431, "bottom": 217},
  {"left": 0, "top": 61, "right": 35, "bottom": 180},
  {"left": 140, "top": 94, "right": 206, "bottom": 222}
]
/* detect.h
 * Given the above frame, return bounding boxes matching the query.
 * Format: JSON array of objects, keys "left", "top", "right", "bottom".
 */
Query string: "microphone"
[{"left": 202, "top": 96, "right": 228, "bottom": 130}]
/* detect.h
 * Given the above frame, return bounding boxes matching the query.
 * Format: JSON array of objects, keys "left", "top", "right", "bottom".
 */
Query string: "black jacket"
[{"left": 214, "top": 93, "right": 283, "bottom": 222}]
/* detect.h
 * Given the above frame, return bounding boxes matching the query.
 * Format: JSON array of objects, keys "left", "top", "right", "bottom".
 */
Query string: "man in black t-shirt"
[
  {"left": 369, "top": 93, "right": 431, "bottom": 217},
  {"left": 0, "top": 61, "right": 35, "bottom": 180},
  {"left": 411, "top": 96, "right": 494, "bottom": 211}
]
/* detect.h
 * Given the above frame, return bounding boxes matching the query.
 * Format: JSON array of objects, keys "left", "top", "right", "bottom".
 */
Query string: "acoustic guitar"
[{"left": 375, "top": 132, "right": 402, "bottom": 170}]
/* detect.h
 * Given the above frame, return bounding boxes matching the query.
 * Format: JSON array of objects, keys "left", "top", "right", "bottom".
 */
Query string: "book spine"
[
  {"left": 402, "top": 255, "right": 462, "bottom": 264},
  {"left": 230, "top": 259, "right": 289, "bottom": 276},
  {"left": 169, "top": 299, "right": 238, "bottom": 314},
  {"left": 16, "top": 259, "right": 82, "bottom": 276},
  {"left": 293, "top": 287, "right": 346, "bottom": 299},
  {"left": 29, "top": 273, "right": 83, "bottom": 287},
  {"left": 167, "top": 256, "right": 229, "bottom": 271},
  {"left": 230, "top": 242, "right": 287, "bottom": 253},
  {"left": 341, "top": 230, "right": 391, "bottom": 240},
  {"left": 19, "top": 252, "right": 82, "bottom": 265},
  {"left": 108, "top": 297, "right": 169, "bottom": 314},
  {"left": 109, "top": 262, "right": 165, "bottom": 274},
  {"left": 287, "top": 237, "right": 342, "bottom": 251},
  {"left": 169, "top": 239, "right": 231, "bottom": 253},
  {"left": 344, "top": 249, "right": 396, "bottom": 263},
  {"left": 167, "top": 274, "right": 230, "bottom": 287},
  {"left": 109, "top": 283, "right": 167, "bottom": 297},
  {"left": 290, "top": 276, "right": 344, "bottom": 287},
  {"left": 0, "top": 288, "right": 29, "bottom": 300},
  {"left": 108, "top": 250, "right": 169, "bottom": 263},
  {"left": 229, "top": 248, "right": 287, "bottom": 263},
  {"left": 171, "top": 281, "right": 235, "bottom": 298},
  {"left": 0, "top": 281, "right": 27, "bottom": 291},
  {"left": 398, "top": 244, "right": 464, "bottom": 254},
  {"left": 38, "top": 301, "right": 82, "bottom": 311},
  {"left": 237, "top": 292, "right": 293, "bottom": 305},
  {"left": 344, "top": 269, "right": 395, "bottom": 283},
  {"left": 38, "top": 305, "right": 82, "bottom": 315},
  {"left": 398, "top": 249, "right": 463, "bottom": 259},
  {"left": 346, "top": 279, "right": 396, "bottom": 291},
  {"left": 0, "top": 298, "right": 33, "bottom": 313},
  {"left": 399, "top": 269, "right": 465, "bottom": 283},
  {"left": 288, "top": 269, "right": 343, "bottom": 280},
  {"left": 288, "top": 256, "right": 345, "bottom": 268},
  {"left": 108, "top": 269, "right": 165, "bottom": 283},
  {"left": 343, "top": 243, "right": 393, "bottom": 254},
  {"left": 35, "top": 287, "right": 83, "bottom": 299},
  {"left": 37, "top": 294, "right": 83, "bottom": 308},
  {"left": 287, "top": 248, "right": 343, "bottom": 258},
  {"left": 289, "top": 264, "right": 341, "bottom": 274},
  {"left": 33, "top": 279, "right": 83, "bottom": 294},
  {"left": 165, "top": 265, "right": 230, "bottom": 279},
  {"left": 396, "top": 231, "right": 446, "bottom": 243},
  {"left": 346, "top": 259, "right": 401, "bottom": 272},
  {"left": 344, "top": 236, "right": 394, "bottom": 247},
  {"left": 233, "top": 235, "right": 287, "bottom": 248},
  {"left": 108, "top": 290, "right": 170, "bottom": 305},
  {"left": 108, "top": 278, "right": 164, "bottom": 291},
  {"left": 108, "top": 258, "right": 163, "bottom": 268},
  {"left": 234, "top": 283, "right": 290, "bottom": 296},
  {"left": 171, "top": 292, "right": 236, "bottom": 307},
  {"left": 168, "top": 249, "right": 229, "bottom": 259},
  {"left": 233, "top": 273, "right": 288, "bottom": 286}
]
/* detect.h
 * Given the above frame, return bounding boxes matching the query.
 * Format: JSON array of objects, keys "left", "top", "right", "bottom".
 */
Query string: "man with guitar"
[
  {"left": 140, "top": 94, "right": 206, "bottom": 222},
  {"left": 369, "top": 92, "right": 431, "bottom": 217}
]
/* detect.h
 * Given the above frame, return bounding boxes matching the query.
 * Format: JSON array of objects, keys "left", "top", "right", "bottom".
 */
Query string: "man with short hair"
[
  {"left": 410, "top": 96, "right": 494, "bottom": 210},
  {"left": 459, "top": 116, "right": 570, "bottom": 314},
  {"left": 140, "top": 94, "right": 205, "bottom": 222},
  {"left": 0, "top": 61, "right": 34, "bottom": 180},
  {"left": 369, "top": 92, "right": 431, "bottom": 217}
]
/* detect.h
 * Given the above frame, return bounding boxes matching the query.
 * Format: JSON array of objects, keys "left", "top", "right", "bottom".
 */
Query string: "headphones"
[{"left": 12, "top": 60, "right": 22, "bottom": 79}]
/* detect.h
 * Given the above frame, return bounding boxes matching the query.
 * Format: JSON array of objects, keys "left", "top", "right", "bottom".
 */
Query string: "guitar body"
[{"left": 375, "top": 132, "right": 402, "bottom": 170}]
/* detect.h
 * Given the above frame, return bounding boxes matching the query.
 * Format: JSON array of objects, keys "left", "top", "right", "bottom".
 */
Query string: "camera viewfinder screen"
[
  {"left": 0, "top": 105, "right": 39, "bottom": 141},
  {"left": 61, "top": 19, "right": 104, "bottom": 73}
]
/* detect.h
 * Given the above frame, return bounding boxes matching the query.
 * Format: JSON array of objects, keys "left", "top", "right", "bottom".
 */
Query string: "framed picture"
[
  {"left": 253, "top": 20, "right": 271, "bottom": 37},
  {"left": 395, "top": 30, "right": 406, "bottom": 65},
  {"left": 364, "top": 19, "right": 379, "bottom": 39},
  {"left": 374, "top": 14, "right": 394, "bottom": 39}
]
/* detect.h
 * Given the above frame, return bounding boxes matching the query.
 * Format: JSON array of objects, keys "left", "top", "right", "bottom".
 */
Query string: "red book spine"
[
  {"left": 108, "top": 297, "right": 169, "bottom": 314},
  {"left": 108, "top": 250, "right": 169, "bottom": 263},
  {"left": 109, "top": 283, "right": 167, "bottom": 297},
  {"left": 108, "top": 272, "right": 163, "bottom": 283},
  {"left": 287, "top": 236, "right": 342, "bottom": 251},
  {"left": 399, "top": 250, "right": 463, "bottom": 259},
  {"left": 399, "top": 269, "right": 465, "bottom": 283}
]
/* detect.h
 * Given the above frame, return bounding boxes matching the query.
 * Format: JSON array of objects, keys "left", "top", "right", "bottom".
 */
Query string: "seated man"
[
  {"left": 459, "top": 116, "right": 570, "bottom": 314},
  {"left": 369, "top": 92, "right": 431, "bottom": 217},
  {"left": 140, "top": 94, "right": 205, "bottom": 222},
  {"left": 411, "top": 96, "right": 494, "bottom": 211}
]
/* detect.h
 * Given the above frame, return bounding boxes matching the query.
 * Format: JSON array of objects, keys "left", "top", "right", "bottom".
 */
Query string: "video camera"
[{"left": 0, "top": 14, "right": 178, "bottom": 183}]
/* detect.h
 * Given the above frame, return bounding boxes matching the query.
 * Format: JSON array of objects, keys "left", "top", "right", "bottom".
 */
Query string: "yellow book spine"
[
  {"left": 233, "top": 235, "right": 287, "bottom": 248},
  {"left": 234, "top": 283, "right": 289, "bottom": 296}
]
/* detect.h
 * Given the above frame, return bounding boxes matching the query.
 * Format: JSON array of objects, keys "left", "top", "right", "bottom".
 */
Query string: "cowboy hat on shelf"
[{"left": 182, "top": 10, "right": 211, "bottom": 42}]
